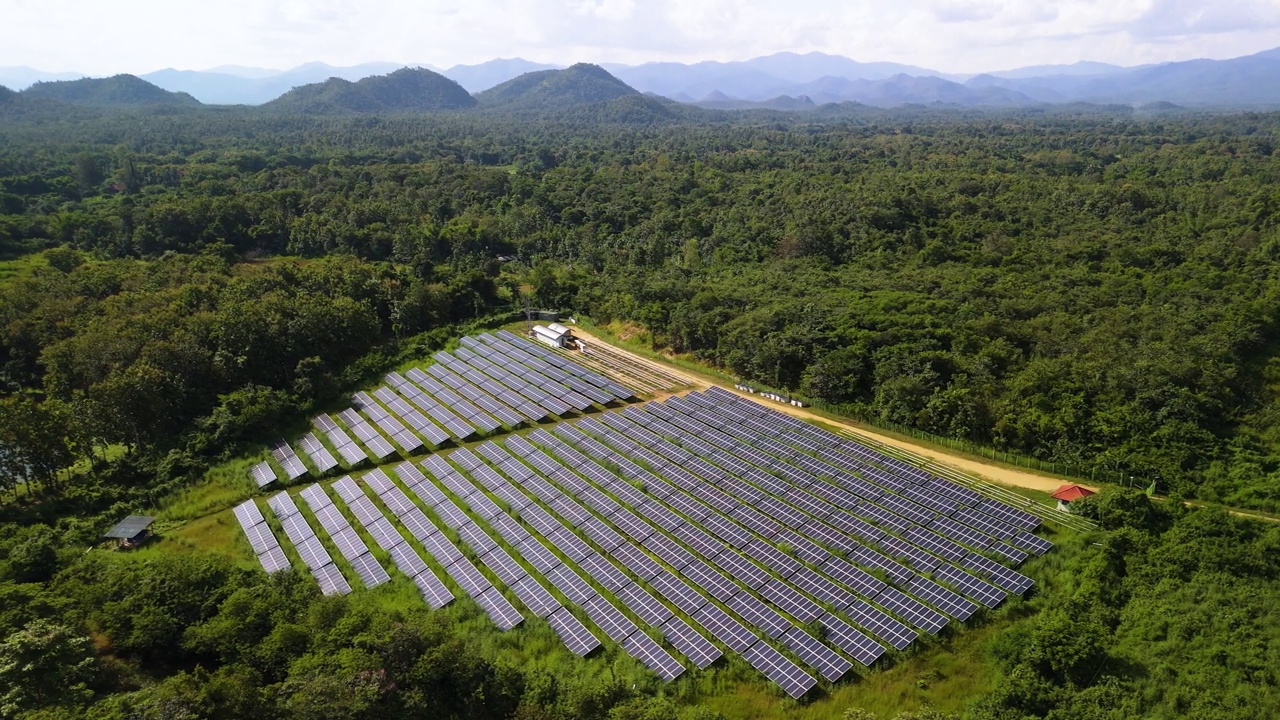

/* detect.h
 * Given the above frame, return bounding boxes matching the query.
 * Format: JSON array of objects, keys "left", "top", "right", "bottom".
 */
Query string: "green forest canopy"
[{"left": 0, "top": 103, "right": 1278, "bottom": 719}]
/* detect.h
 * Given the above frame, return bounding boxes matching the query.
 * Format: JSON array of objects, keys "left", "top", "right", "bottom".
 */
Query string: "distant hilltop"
[{"left": 4, "top": 46, "right": 1280, "bottom": 110}]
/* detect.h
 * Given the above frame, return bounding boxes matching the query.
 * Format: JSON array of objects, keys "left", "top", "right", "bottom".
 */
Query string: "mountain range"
[{"left": 3, "top": 46, "right": 1280, "bottom": 110}]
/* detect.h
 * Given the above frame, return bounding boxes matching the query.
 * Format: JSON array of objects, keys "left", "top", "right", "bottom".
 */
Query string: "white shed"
[{"left": 533, "top": 324, "right": 569, "bottom": 348}]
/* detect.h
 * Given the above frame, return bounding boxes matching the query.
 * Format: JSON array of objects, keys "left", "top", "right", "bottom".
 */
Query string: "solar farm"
[{"left": 234, "top": 329, "right": 1056, "bottom": 699}]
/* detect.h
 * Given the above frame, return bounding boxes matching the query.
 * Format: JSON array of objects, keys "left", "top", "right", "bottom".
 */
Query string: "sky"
[{"left": 2, "top": 0, "right": 1280, "bottom": 75}]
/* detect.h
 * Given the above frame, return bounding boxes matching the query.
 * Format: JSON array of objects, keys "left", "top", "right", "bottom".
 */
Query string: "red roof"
[{"left": 1051, "top": 484, "right": 1096, "bottom": 502}]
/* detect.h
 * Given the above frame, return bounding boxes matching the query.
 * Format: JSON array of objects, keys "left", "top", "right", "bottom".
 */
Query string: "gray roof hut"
[{"left": 103, "top": 515, "right": 155, "bottom": 548}]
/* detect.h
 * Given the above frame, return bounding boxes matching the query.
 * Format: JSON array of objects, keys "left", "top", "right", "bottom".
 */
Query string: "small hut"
[
  {"left": 103, "top": 515, "right": 155, "bottom": 549},
  {"left": 1051, "top": 484, "right": 1096, "bottom": 513}
]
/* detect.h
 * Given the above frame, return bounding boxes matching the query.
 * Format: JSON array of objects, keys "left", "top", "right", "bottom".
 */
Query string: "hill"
[
  {"left": 476, "top": 63, "right": 638, "bottom": 109},
  {"left": 261, "top": 67, "right": 475, "bottom": 113},
  {"left": 143, "top": 61, "right": 409, "bottom": 105},
  {"left": 20, "top": 74, "right": 199, "bottom": 107}
]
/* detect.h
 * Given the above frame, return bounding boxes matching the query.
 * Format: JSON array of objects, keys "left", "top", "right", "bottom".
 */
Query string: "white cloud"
[{"left": 0, "top": 0, "right": 1277, "bottom": 76}]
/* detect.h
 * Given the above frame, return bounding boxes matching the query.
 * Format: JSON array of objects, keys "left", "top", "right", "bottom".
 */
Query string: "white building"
[{"left": 532, "top": 324, "right": 570, "bottom": 348}]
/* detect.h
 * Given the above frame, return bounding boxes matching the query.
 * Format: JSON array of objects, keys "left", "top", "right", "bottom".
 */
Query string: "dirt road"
[{"left": 571, "top": 326, "right": 1086, "bottom": 496}]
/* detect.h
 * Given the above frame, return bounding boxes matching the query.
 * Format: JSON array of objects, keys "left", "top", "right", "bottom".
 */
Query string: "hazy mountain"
[
  {"left": 8, "top": 45, "right": 1280, "bottom": 109},
  {"left": 985, "top": 61, "right": 1127, "bottom": 79},
  {"left": 21, "top": 74, "right": 200, "bottom": 107},
  {"left": 261, "top": 67, "right": 474, "bottom": 113},
  {"left": 968, "top": 47, "right": 1280, "bottom": 106},
  {"left": 443, "top": 58, "right": 562, "bottom": 93},
  {"left": 607, "top": 51, "right": 952, "bottom": 101},
  {"left": 720, "top": 74, "right": 1034, "bottom": 107},
  {"left": 477, "top": 63, "right": 638, "bottom": 108},
  {"left": 0, "top": 66, "right": 86, "bottom": 90},
  {"left": 201, "top": 65, "right": 286, "bottom": 79},
  {"left": 143, "top": 61, "right": 413, "bottom": 104}
]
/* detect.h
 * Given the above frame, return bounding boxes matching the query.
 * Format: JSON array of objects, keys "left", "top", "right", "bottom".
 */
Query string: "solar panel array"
[
  {"left": 313, "top": 414, "right": 369, "bottom": 466},
  {"left": 298, "top": 432, "right": 339, "bottom": 474},
  {"left": 230, "top": 332, "right": 1056, "bottom": 697},
  {"left": 264, "top": 492, "right": 351, "bottom": 595},
  {"left": 233, "top": 499, "right": 290, "bottom": 574},
  {"left": 296, "top": 483, "right": 390, "bottom": 589},
  {"left": 337, "top": 408, "right": 398, "bottom": 460},
  {"left": 352, "top": 391, "right": 424, "bottom": 453},
  {"left": 270, "top": 439, "right": 310, "bottom": 480}
]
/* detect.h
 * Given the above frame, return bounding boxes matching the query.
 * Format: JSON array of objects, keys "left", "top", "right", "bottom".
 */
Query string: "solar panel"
[
  {"left": 271, "top": 439, "right": 310, "bottom": 480},
  {"left": 615, "top": 581, "right": 673, "bottom": 626},
  {"left": 544, "top": 563, "right": 595, "bottom": 605},
  {"left": 1010, "top": 530, "right": 1054, "bottom": 556},
  {"left": 692, "top": 602, "right": 758, "bottom": 652},
  {"left": 510, "top": 574, "right": 561, "bottom": 618},
  {"left": 489, "top": 514, "right": 530, "bottom": 544},
  {"left": 413, "top": 569, "right": 455, "bottom": 609},
  {"left": 679, "top": 558, "right": 739, "bottom": 602},
  {"left": 903, "top": 525, "right": 970, "bottom": 562},
  {"left": 298, "top": 433, "right": 339, "bottom": 473},
  {"left": 233, "top": 500, "right": 266, "bottom": 529},
  {"left": 759, "top": 579, "right": 825, "bottom": 623},
  {"left": 818, "top": 614, "right": 886, "bottom": 666},
  {"left": 876, "top": 587, "right": 949, "bottom": 634},
  {"left": 960, "top": 553, "right": 1035, "bottom": 595},
  {"left": 782, "top": 626, "right": 853, "bottom": 682},
  {"left": 906, "top": 576, "right": 978, "bottom": 620},
  {"left": 388, "top": 543, "right": 430, "bottom": 578},
  {"left": 516, "top": 538, "right": 561, "bottom": 574},
  {"left": 546, "top": 528, "right": 594, "bottom": 562},
  {"left": 579, "top": 516, "right": 625, "bottom": 551},
  {"left": 349, "top": 553, "right": 391, "bottom": 588},
  {"left": 622, "top": 631, "right": 686, "bottom": 682},
  {"left": 547, "top": 607, "right": 601, "bottom": 656},
  {"left": 257, "top": 545, "right": 291, "bottom": 574},
  {"left": 313, "top": 563, "right": 353, "bottom": 596},
  {"left": 250, "top": 461, "right": 277, "bottom": 488},
  {"left": 661, "top": 616, "right": 722, "bottom": 669},
  {"left": 745, "top": 539, "right": 804, "bottom": 578},
  {"left": 480, "top": 546, "right": 527, "bottom": 586},
  {"left": 577, "top": 552, "right": 631, "bottom": 591},
  {"left": 419, "top": 532, "right": 464, "bottom": 566},
  {"left": 726, "top": 591, "right": 794, "bottom": 639},
  {"left": 933, "top": 562, "right": 1007, "bottom": 608},
  {"left": 267, "top": 492, "right": 301, "bottom": 519},
  {"left": 607, "top": 508, "right": 656, "bottom": 543},
  {"left": 581, "top": 594, "right": 638, "bottom": 642},
  {"left": 709, "top": 549, "right": 773, "bottom": 590},
  {"left": 641, "top": 533, "right": 696, "bottom": 570},
  {"left": 649, "top": 571, "right": 709, "bottom": 614},
  {"left": 741, "top": 640, "right": 817, "bottom": 699},
  {"left": 446, "top": 557, "right": 491, "bottom": 597},
  {"left": 475, "top": 586, "right": 524, "bottom": 630},
  {"left": 699, "top": 512, "right": 754, "bottom": 548}
]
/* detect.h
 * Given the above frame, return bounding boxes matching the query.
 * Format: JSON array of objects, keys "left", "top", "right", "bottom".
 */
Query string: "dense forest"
[
  {"left": 4, "top": 106, "right": 1280, "bottom": 509},
  {"left": 1, "top": 102, "right": 1279, "bottom": 718}
]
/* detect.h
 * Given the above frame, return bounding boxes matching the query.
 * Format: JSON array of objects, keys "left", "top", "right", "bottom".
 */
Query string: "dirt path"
[{"left": 572, "top": 326, "right": 1086, "bottom": 496}]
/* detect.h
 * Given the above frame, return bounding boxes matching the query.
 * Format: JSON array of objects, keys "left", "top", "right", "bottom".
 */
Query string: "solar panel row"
[
  {"left": 312, "top": 413, "right": 369, "bottom": 466},
  {"left": 264, "top": 492, "right": 350, "bottom": 595}
]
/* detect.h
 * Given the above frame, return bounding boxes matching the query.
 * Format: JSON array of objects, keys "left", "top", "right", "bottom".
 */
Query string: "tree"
[{"left": 0, "top": 620, "right": 97, "bottom": 717}]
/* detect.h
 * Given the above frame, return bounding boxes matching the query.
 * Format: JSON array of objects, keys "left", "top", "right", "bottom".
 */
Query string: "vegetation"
[
  {"left": 263, "top": 68, "right": 476, "bottom": 113},
  {"left": 1, "top": 99, "right": 1279, "bottom": 718}
]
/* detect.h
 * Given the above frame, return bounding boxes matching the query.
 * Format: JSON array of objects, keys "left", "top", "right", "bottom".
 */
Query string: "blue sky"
[{"left": 3, "top": 0, "right": 1279, "bottom": 74}]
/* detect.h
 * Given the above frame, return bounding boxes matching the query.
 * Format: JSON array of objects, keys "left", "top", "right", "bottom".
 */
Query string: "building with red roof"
[{"left": 1051, "top": 483, "right": 1096, "bottom": 512}]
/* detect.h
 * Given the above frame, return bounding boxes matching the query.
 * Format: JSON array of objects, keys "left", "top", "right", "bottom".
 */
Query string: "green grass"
[{"left": 0, "top": 253, "right": 47, "bottom": 286}]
